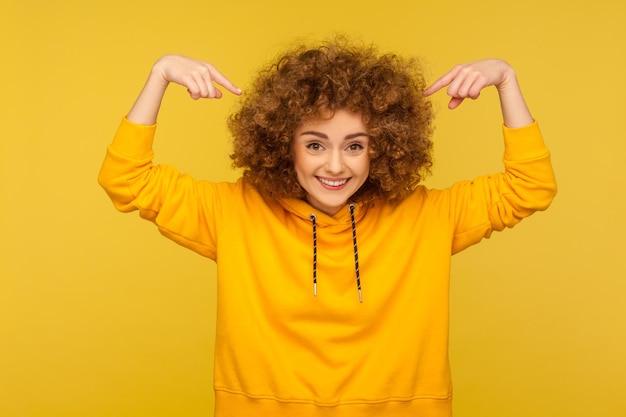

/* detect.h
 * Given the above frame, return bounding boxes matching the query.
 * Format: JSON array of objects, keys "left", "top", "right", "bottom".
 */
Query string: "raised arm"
[
  {"left": 128, "top": 54, "right": 242, "bottom": 125},
  {"left": 99, "top": 55, "right": 243, "bottom": 259},
  {"left": 422, "top": 59, "right": 532, "bottom": 128},
  {"left": 423, "top": 59, "right": 556, "bottom": 251}
]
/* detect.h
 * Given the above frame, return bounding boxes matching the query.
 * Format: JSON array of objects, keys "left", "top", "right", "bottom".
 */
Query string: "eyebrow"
[{"left": 298, "top": 131, "right": 369, "bottom": 140}]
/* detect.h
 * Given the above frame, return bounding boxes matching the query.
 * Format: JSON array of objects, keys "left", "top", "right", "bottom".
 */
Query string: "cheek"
[
  {"left": 293, "top": 148, "right": 317, "bottom": 173},
  {"left": 361, "top": 157, "right": 371, "bottom": 176},
  {"left": 292, "top": 154, "right": 310, "bottom": 187},
  {"left": 292, "top": 148, "right": 304, "bottom": 172}
]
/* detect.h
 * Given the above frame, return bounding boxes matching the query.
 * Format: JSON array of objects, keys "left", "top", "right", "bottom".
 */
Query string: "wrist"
[
  {"left": 149, "top": 69, "right": 170, "bottom": 90},
  {"left": 495, "top": 64, "right": 518, "bottom": 95}
]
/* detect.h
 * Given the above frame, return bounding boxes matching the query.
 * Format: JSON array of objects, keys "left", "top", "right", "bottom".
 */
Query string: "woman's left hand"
[{"left": 423, "top": 59, "right": 516, "bottom": 109}]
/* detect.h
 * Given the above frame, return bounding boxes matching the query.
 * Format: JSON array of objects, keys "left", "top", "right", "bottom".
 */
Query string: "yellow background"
[{"left": 1, "top": 0, "right": 625, "bottom": 416}]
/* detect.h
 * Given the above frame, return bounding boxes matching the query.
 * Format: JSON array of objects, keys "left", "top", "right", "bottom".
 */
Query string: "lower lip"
[{"left": 317, "top": 177, "right": 350, "bottom": 190}]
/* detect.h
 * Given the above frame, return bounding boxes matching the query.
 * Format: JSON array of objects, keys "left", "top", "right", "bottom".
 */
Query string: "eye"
[
  {"left": 305, "top": 142, "right": 324, "bottom": 152},
  {"left": 346, "top": 143, "right": 365, "bottom": 153}
]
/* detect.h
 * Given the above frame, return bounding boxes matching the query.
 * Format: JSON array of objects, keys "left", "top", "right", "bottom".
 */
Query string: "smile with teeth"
[{"left": 318, "top": 177, "right": 349, "bottom": 187}]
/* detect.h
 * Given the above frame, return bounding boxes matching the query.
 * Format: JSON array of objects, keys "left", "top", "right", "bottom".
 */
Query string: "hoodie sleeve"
[
  {"left": 437, "top": 121, "right": 557, "bottom": 254},
  {"left": 97, "top": 117, "right": 229, "bottom": 259}
]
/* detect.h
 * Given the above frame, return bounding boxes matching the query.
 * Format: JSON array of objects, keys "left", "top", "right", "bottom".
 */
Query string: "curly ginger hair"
[{"left": 228, "top": 38, "right": 434, "bottom": 205}]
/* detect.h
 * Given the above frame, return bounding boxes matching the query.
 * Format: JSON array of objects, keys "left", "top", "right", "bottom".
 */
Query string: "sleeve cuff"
[
  {"left": 109, "top": 116, "right": 157, "bottom": 159},
  {"left": 502, "top": 120, "right": 550, "bottom": 161}
]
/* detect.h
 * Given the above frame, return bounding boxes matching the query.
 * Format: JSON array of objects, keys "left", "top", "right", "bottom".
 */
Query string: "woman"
[{"left": 99, "top": 39, "right": 556, "bottom": 417}]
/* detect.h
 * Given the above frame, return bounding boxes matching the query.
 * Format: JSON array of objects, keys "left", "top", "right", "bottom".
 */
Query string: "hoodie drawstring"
[
  {"left": 349, "top": 204, "right": 363, "bottom": 303},
  {"left": 309, "top": 205, "right": 363, "bottom": 303},
  {"left": 309, "top": 213, "right": 318, "bottom": 297},
  {"left": 350, "top": 204, "right": 363, "bottom": 303}
]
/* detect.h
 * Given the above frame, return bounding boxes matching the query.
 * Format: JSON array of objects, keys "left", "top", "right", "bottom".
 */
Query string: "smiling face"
[{"left": 292, "top": 110, "right": 370, "bottom": 216}]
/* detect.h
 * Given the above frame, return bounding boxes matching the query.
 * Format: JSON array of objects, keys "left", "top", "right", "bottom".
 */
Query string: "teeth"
[{"left": 319, "top": 178, "right": 347, "bottom": 187}]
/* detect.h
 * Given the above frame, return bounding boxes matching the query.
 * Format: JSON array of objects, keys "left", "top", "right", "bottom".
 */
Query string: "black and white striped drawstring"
[
  {"left": 309, "top": 205, "right": 363, "bottom": 303},
  {"left": 348, "top": 204, "right": 363, "bottom": 303},
  {"left": 309, "top": 213, "right": 318, "bottom": 297}
]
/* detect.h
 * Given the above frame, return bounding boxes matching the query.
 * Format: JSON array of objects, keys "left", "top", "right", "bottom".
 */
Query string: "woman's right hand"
[
  {"left": 152, "top": 54, "right": 242, "bottom": 100},
  {"left": 127, "top": 55, "right": 242, "bottom": 125}
]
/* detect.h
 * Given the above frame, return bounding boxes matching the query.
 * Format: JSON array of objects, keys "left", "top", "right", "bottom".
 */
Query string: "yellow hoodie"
[{"left": 99, "top": 117, "right": 556, "bottom": 417}]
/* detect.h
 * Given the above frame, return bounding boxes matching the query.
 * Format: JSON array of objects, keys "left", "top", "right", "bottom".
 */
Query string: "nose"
[{"left": 325, "top": 149, "right": 344, "bottom": 174}]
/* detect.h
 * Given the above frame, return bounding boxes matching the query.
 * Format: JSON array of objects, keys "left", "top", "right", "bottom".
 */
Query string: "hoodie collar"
[{"left": 278, "top": 198, "right": 367, "bottom": 228}]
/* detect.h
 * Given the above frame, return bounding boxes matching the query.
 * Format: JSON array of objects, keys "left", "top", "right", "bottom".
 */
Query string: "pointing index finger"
[
  {"left": 422, "top": 65, "right": 461, "bottom": 97},
  {"left": 209, "top": 65, "right": 243, "bottom": 96}
]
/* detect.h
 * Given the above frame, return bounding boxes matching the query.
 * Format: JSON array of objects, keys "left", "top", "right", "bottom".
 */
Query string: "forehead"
[{"left": 295, "top": 109, "right": 367, "bottom": 133}]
